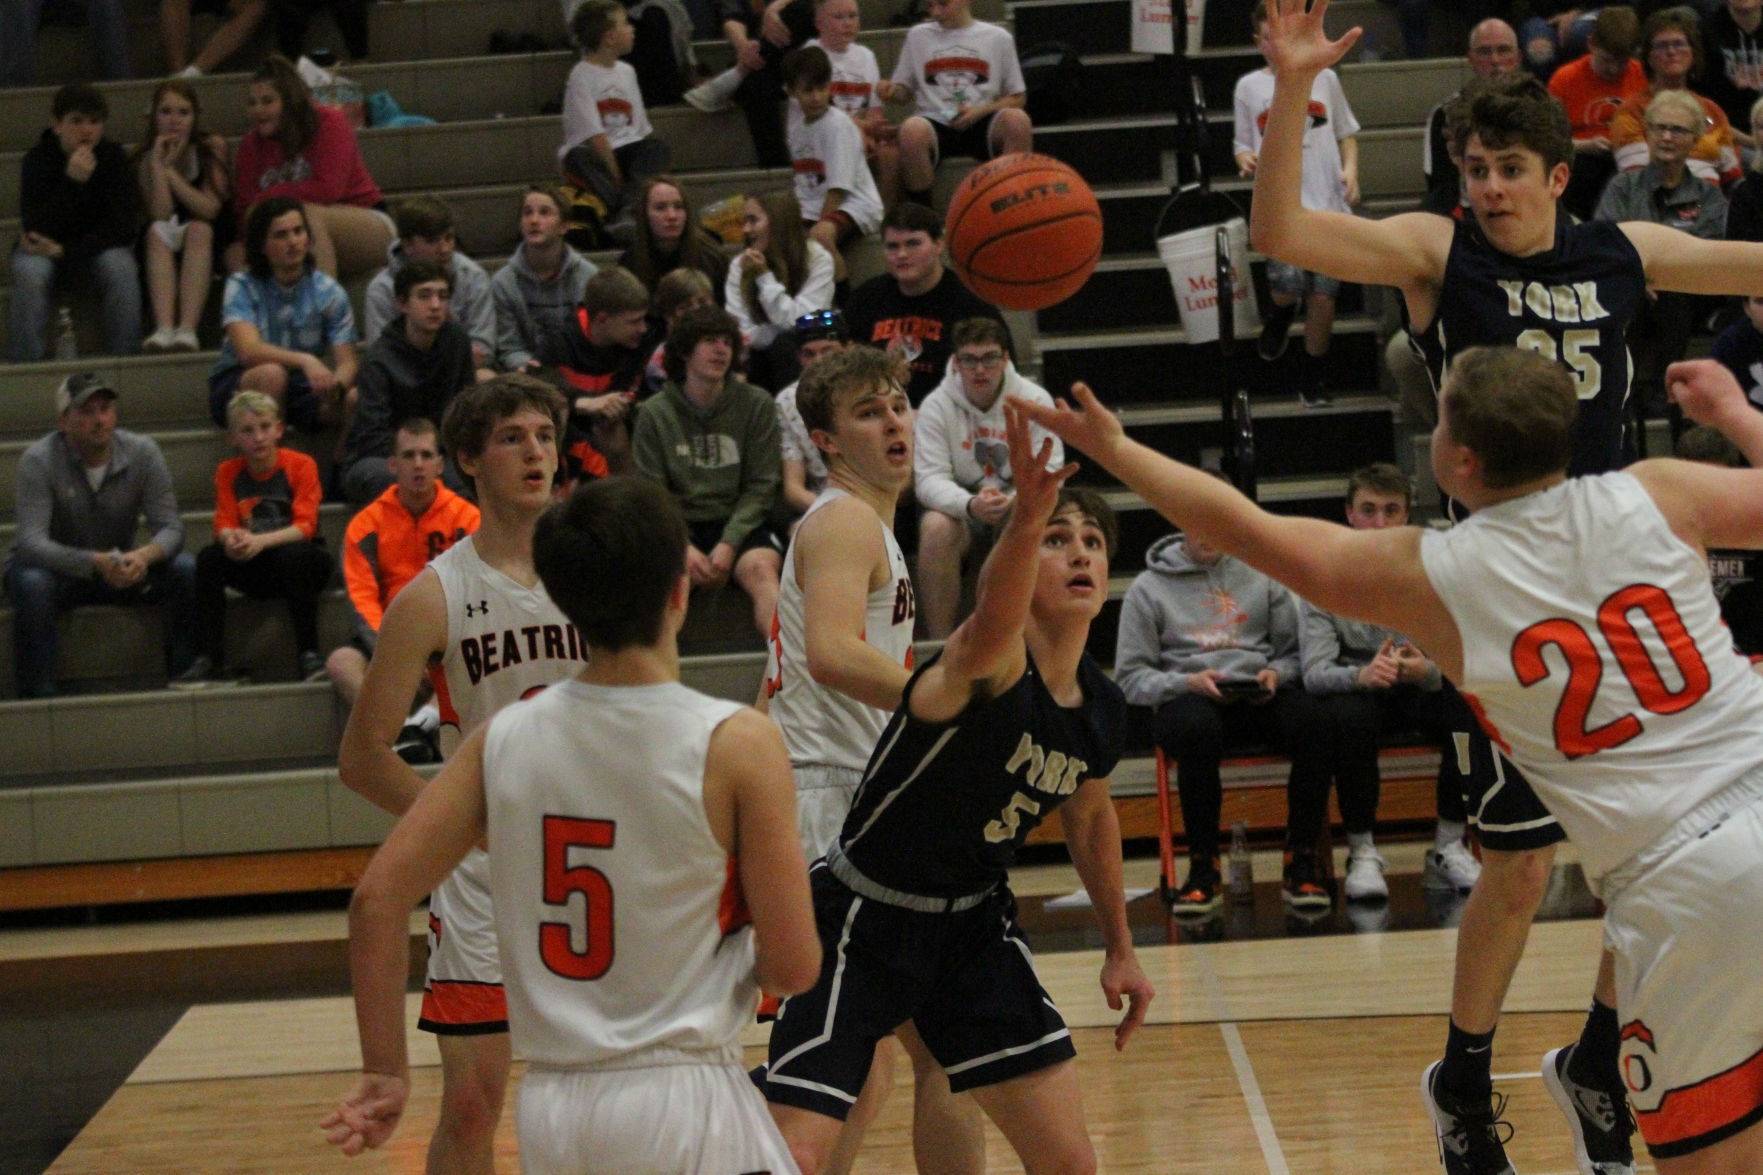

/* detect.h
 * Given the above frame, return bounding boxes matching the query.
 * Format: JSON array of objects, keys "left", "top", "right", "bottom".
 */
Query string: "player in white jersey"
[
  {"left": 324, "top": 475, "right": 820, "bottom": 1173},
  {"left": 761, "top": 344, "right": 986, "bottom": 1175},
  {"left": 1016, "top": 347, "right": 1763, "bottom": 1174},
  {"left": 335, "top": 374, "right": 581, "bottom": 1175}
]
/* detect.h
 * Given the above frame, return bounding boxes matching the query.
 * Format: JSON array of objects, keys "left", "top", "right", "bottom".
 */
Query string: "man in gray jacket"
[
  {"left": 1114, "top": 512, "right": 1332, "bottom": 914},
  {"left": 5, "top": 373, "right": 196, "bottom": 697}
]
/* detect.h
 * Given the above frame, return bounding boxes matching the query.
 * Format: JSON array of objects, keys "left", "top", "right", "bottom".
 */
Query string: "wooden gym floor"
[{"left": 2, "top": 842, "right": 1654, "bottom": 1174}]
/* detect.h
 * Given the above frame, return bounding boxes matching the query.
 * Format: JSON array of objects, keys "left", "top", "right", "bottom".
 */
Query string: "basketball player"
[
  {"left": 1253, "top": 4, "right": 1763, "bottom": 1169},
  {"left": 334, "top": 374, "right": 584, "bottom": 1175},
  {"left": 1016, "top": 354, "right": 1763, "bottom": 1175},
  {"left": 760, "top": 344, "right": 985, "bottom": 1174},
  {"left": 762, "top": 408, "right": 1155, "bottom": 1175},
  {"left": 323, "top": 475, "right": 821, "bottom": 1171}
]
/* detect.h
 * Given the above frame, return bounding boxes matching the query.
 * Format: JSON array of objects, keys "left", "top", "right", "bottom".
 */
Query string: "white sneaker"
[
  {"left": 683, "top": 65, "right": 743, "bottom": 113},
  {"left": 169, "top": 326, "right": 200, "bottom": 351},
  {"left": 177, "top": 64, "right": 204, "bottom": 78},
  {"left": 142, "top": 325, "right": 177, "bottom": 353},
  {"left": 1343, "top": 844, "right": 1388, "bottom": 901},
  {"left": 1425, "top": 841, "right": 1482, "bottom": 893}
]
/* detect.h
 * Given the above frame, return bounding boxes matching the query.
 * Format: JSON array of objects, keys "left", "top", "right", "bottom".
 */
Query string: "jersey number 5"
[
  {"left": 541, "top": 815, "right": 616, "bottom": 980},
  {"left": 1511, "top": 584, "right": 1710, "bottom": 759}
]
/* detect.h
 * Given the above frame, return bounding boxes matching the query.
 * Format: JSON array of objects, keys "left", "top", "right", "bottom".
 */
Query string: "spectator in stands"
[
  {"left": 176, "top": 390, "right": 334, "bottom": 687},
  {"left": 1549, "top": 6, "right": 1648, "bottom": 220},
  {"left": 365, "top": 196, "right": 496, "bottom": 375},
  {"left": 782, "top": 46, "right": 884, "bottom": 288},
  {"left": 0, "top": 0, "right": 130, "bottom": 87},
  {"left": 682, "top": 0, "right": 814, "bottom": 167},
  {"left": 339, "top": 260, "right": 476, "bottom": 504},
  {"left": 160, "top": 0, "right": 267, "bottom": 78},
  {"left": 1609, "top": 9, "right": 1743, "bottom": 185},
  {"left": 1677, "top": 423, "right": 1763, "bottom": 657},
  {"left": 1235, "top": 0, "right": 1360, "bottom": 408},
  {"left": 1696, "top": 0, "right": 1763, "bottom": 149},
  {"left": 10, "top": 83, "right": 142, "bottom": 363},
  {"left": 554, "top": 266, "right": 652, "bottom": 480},
  {"left": 843, "top": 202, "right": 1008, "bottom": 405},
  {"left": 210, "top": 196, "right": 359, "bottom": 433},
  {"left": 270, "top": 0, "right": 369, "bottom": 62},
  {"left": 875, "top": 0, "right": 1030, "bottom": 210},
  {"left": 1114, "top": 505, "right": 1333, "bottom": 915},
  {"left": 134, "top": 79, "right": 231, "bottom": 355},
  {"left": 1710, "top": 291, "right": 1763, "bottom": 402},
  {"left": 1729, "top": 95, "right": 1763, "bottom": 239},
  {"left": 325, "top": 418, "right": 478, "bottom": 754},
  {"left": 808, "top": 0, "right": 898, "bottom": 207},
  {"left": 642, "top": 266, "right": 716, "bottom": 392},
  {"left": 230, "top": 55, "right": 393, "bottom": 278},
  {"left": 492, "top": 183, "right": 599, "bottom": 372},
  {"left": 913, "top": 316, "right": 1063, "bottom": 638},
  {"left": 1298, "top": 463, "right": 1475, "bottom": 903},
  {"left": 1422, "top": 19, "right": 1519, "bottom": 216},
  {"left": 725, "top": 188, "right": 836, "bottom": 389},
  {"left": 773, "top": 307, "right": 850, "bottom": 526},
  {"left": 560, "top": 0, "right": 673, "bottom": 245},
  {"left": 1518, "top": 3, "right": 1603, "bottom": 76},
  {"left": 617, "top": 175, "right": 731, "bottom": 301},
  {"left": 633, "top": 304, "right": 783, "bottom": 637},
  {"left": 6, "top": 373, "right": 197, "bottom": 698}
]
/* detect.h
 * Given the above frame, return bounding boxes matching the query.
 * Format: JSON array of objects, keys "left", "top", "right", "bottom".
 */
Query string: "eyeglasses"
[
  {"left": 955, "top": 351, "right": 1006, "bottom": 369},
  {"left": 1646, "top": 121, "right": 1701, "bottom": 137},
  {"left": 1469, "top": 44, "right": 1517, "bottom": 57},
  {"left": 1651, "top": 38, "right": 1692, "bottom": 52}
]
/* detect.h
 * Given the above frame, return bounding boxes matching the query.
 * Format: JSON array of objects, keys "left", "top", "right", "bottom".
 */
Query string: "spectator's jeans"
[
  {"left": 10, "top": 247, "right": 143, "bottom": 361},
  {"left": 0, "top": 0, "right": 132, "bottom": 85},
  {"left": 6, "top": 554, "right": 199, "bottom": 698}
]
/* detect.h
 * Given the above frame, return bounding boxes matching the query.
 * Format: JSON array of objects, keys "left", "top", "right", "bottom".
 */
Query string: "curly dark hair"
[{"left": 662, "top": 305, "right": 745, "bottom": 385}]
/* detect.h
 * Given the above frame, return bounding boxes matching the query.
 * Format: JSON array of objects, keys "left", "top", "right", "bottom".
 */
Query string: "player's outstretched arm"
[
  {"left": 322, "top": 728, "right": 490, "bottom": 1155},
  {"left": 797, "top": 498, "right": 914, "bottom": 712},
  {"left": 1620, "top": 223, "right": 1763, "bottom": 299},
  {"left": 338, "top": 571, "right": 449, "bottom": 817},
  {"left": 1668, "top": 358, "right": 1763, "bottom": 466},
  {"left": 912, "top": 406, "right": 1077, "bottom": 720},
  {"left": 1060, "top": 775, "right": 1154, "bottom": 1051},
  {"left": 711, "top": 709, "right": 821, "bottom": 997}
]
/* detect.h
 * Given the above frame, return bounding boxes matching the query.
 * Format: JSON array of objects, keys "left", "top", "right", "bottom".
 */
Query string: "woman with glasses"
[{"left": 1608, "top": 7, "right": 1743, "bottom": 185}]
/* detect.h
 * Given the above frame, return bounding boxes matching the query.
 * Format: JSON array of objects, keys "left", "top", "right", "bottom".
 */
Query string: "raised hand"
[
  {"left": 1007, "top": 382, "right": 1125, "bottom": 466},
  {"left": 1668, "top": 358, "right": 1752, "bottom": 431},
  {"left": 1001, "top": 397, "right": 1077, "bottom": 531},
  {"left": 1262, "top": 0, "right": 1361, "bottom": 77}
]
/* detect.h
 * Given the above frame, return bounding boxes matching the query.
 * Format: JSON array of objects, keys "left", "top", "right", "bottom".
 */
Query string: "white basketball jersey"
[
  {"left": 765, "top": 489, "right": 915, "bottom": 772},
  {"left": 426, "top": 535, "right": 589, "bottom": 740},
  {"left": 1421, "top": 473, "right": 1763, "bottom": 887},
  {"left": 482, "top": 680, "right": 756, "bottom": 1068}
]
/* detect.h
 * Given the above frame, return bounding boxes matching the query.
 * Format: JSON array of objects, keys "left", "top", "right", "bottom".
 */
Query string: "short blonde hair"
[{"left": 225, "top": 390, "right": 281, "bottom": 428}]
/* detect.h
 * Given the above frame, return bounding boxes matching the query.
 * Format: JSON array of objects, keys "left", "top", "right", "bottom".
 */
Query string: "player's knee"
[
  {"left": 1032, "top": 1138, "right": 1097, "bottom": 1175},
  {"left": 438, "top": 1069, "right": 506, "bottom": 1143},
  {"left": 1481, "top": 848, "right": 1552, "bottom": 915}
]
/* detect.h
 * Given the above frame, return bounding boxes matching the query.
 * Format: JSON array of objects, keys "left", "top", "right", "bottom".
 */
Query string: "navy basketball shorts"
[{"left": 1445, "top": 688, "right": 1565, "bottom": 854}]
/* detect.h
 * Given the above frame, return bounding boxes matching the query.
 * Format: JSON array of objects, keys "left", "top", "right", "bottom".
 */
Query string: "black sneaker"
[
  {"left": 1257, "top": 302, "right": 1298, "bottom": 361},
  {"left": 1170, "top": 860, "right": 1222, "bottom": 914},
  {"left": 1282, "top": 852, "right": 1332, "bottom": 911},
  {"left": 168, "top": 655, "right": 245, "bottom": 690},
  {"left": 1421, "top": 1061, "right": 1516, "bottom": 1175},
  {"left": 1541, "top": 1044, "right": 1636, "bottom": 1175},
  {"left": 394, "top": 722, "right": 441, "bottom": 765}
]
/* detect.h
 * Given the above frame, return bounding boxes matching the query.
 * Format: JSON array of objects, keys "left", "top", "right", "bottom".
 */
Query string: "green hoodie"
[{"left": 632, "top": 377, "right": 781, "bottom": 549}]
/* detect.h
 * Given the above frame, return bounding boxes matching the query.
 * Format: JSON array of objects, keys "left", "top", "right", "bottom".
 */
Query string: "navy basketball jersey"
[
  {"left": 1413, "top": 216, "right": 1648, "bottom": 476},
  {"left": 837, "top": 651, "right": 1127, "bottom": 898}
]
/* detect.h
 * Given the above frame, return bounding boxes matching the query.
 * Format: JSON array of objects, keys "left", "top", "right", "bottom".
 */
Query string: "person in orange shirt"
[
  {"left": 175, "top": 389, "right": 334, "bottom": 686},
  {"left": 325, "top": 418, "right": 478, "bottom": 756},
  {"left": 1608, "top": 8, "right": 1743, "bottom": 186},
  {"left": 1548, "top": 6, "right": 1649, "bottom": 219}
]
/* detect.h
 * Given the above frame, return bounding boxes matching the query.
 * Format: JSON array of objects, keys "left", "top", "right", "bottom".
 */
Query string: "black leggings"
[
  {"left": 1319, "top": 687, "right": 1467, "bottom": 836},
  {"left": 195, "top": 539, "right": 335, "bottom": 663}
]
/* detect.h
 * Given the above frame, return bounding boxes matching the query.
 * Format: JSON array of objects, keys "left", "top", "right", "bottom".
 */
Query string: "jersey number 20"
[
  {"left": 1512, "top": 584, "right": 1710, "bottom": 759},
  {"left": 541, "top": 815, "right": 616, "bottom": 980}
]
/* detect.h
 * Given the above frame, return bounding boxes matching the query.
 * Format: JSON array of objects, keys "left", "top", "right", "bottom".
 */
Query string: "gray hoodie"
[
  {"left": 363, "top": 241, "right": 497, "bottom": 365},
  {"left": 913, "top": 357, "right": 1063, "bottom": 518},
  {"left": 1113, "top": 532, "right": 1302, "bottom": 707},
  {"left": 1299, "top": 601, "right": 1441, "bottom": 695},
  {"left": 489, "top": 241, "right": 598, "bottom": 371}
]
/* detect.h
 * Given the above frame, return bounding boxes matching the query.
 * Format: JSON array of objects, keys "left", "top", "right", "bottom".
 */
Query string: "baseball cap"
[
  {"left": 795, "top": 308, "right": 850, "bottom": 344},
  {"left": 54, "top": 372, "right": 117, "bottom": 415}
]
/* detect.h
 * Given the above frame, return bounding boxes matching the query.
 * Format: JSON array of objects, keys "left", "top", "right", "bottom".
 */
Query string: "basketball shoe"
[
  {"left": 1343, "top": 842, "right": 1389, "bottom": 901},
  {"left": 1541, "top": 1044, "right": 1636, "bottom": 1175},
  {"left": 1425, "top": 840, "right": 1482, "bottom": 893},
  {"left": 1170, "top": 859, "right": 1222, "bottom": 915},
  {"left": 1421, "top": 1061, "right": 1516, "bottom": 1175}
]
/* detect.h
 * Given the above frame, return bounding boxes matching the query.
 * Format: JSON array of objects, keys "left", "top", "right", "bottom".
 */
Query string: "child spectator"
[
  {"left": 1608, "top": 9, "right": 1743, "bottom": 186},
  {"left": 782, "top": 45, "right": 884, "bottom": 286},
  {"left": 773, "top": 307, "right": 849, "bottom": 525},
  {"left": 175, "top": 390, "right": 335, "bottom": 687},
  {"left": 364, "top": 196, "right": 497, "bottom": 374},
  {"left": 325, "top": 418, "right": 478, "bottom": 742},
  {"left": 808, "top": 0, "right": 897, "bottom": 206},
  {"left": 561, "top": 0, "right": 674, "bottom": 243},
  {"left": 210, "top": 196, "right": 359, "bottom": 432},
  {"left": 618, "top": 175, "right": 731, "bottom": 299},
  {"left": 340, "top": 260, "right": 476, "bottom": 504},
  {"left": 230, "top": 54, "right": 393, "bottom": 278},
  {"left": 913, "top": 316, "right": 1062, "bottom": 637},
  {"left": 134, "top": 79, "right": 231, "bottom": 354},
  {"left": 1233, "top": 0, "right": 1359, "bottom": 408},
  {"left": 554, "top": 266, "right": 652, "bottom": 479},
  {"left": 10, "top": 83, "right": 142, "bottom": 363},
  {"left": 876, "top": 0, "right": 1030, "bottom": 210},
  {"left": 1547, "top": 6, "right": 1647, "bottom": 221},
  {"left": 725, "top": 188, "right": 836, "bottom": 389},
  {"left": 492, "top": 183, "right": 600, "bottom": 372},
  {"left": 633, "top": 304, "right": 783, "bottom": 638},
  {"left": 683, "top": 0, "right": 815, "bottom": 167},
  {"left": 643, "top": 266, "right": 715, "bottom": 392},
  {"left": 1711, "top": 293, "right": 1763, "bottom": 405}
]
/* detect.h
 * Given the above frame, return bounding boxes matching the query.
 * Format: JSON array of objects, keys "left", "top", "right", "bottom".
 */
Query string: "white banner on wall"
[{"left": 1130, "top": 0, "right": 1206, "bottom": 56}]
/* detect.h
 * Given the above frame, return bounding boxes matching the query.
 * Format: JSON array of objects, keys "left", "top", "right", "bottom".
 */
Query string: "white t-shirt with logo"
[
  {"left": 1231, "top": 66, "right": 1359, "bottom": 215},
  {"left": 560, "top": 58, "right": 653, "bottom": 158},
  {"left": 890, "top": 20, "right": 1026, "bottom": 126},
  {"left": 808, "top": 37, "right": 882, "bottom": 118},
  {"left": 788, "top": 104, "right": 884, "bottom": 232}
]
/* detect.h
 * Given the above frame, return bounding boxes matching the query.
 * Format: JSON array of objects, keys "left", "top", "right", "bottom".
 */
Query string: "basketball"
[{"left": 944, "top": 152, "right": 1103, "bottom": 311}]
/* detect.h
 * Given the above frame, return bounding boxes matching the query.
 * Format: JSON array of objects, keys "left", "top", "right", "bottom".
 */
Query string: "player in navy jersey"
[{"left": 762, "top": 406, "right": 1154, "bottom": 1175}]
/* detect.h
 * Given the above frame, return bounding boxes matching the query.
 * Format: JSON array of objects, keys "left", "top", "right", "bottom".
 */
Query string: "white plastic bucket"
[
  {"left": 1130, "top": 0, "right": 1205, "bottom": 55},
  {"left": 1157, "top": 217, "right": 1259, "bottom": 345}
]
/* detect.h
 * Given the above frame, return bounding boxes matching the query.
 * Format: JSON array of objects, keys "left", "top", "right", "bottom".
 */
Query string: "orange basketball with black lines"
[{"left": 944, "top": 153, "right": 1102, "bottom": 311}]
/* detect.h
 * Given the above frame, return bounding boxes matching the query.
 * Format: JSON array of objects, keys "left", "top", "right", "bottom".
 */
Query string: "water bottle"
[
  {"left": 54, "top": 307, "right": 77, "bottom": 361},
  {"left": 1228, "top": 820, "right": 1253, "bottom": 903}
]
